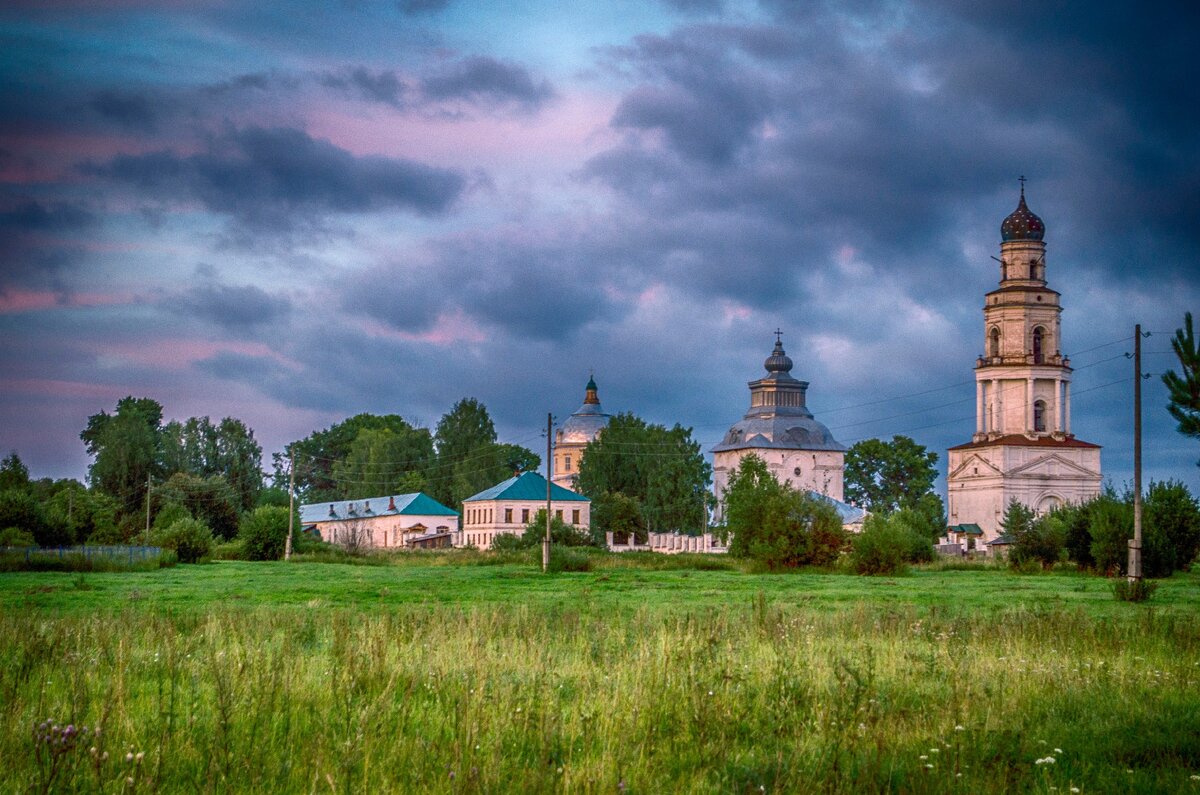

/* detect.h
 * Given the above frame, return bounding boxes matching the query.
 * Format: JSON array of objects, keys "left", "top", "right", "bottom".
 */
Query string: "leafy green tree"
[
  {"left": 150, "top": 517, "right": 212, "bottom": 563},
  {"left": 844, "top": 436, "right": 939, "bottom": 513},
  {"left": 576, "top": 413, "right": 710, "bottom": 533},
  {"left": 0, "top": 489, "right": 50, "bottom": 545},
  {"left": 0, "top": 452, "right": 29, "bottom": 492},
  {"left": 1143, "top": 480, "right": 1200, "bottom": 575},
  {"left": 41, "top": 481, "right": 118, "bottom": 544},
  {"left": 1011, "top": 514, "right": 1066, "bottom": 570},
  {"left": 449, "top": 442, "right": 540, "bottom": 508},
  {"left": 81, "top": 396, "right": 164, "bottom": 514},
  {"left": 161, "top": 416, "right": 263, "bottom": 511},
  {"left": 431, "top": 398, "right": 501, "bottom": 506},
  {"left": 281, "top": 413, "right": 427, "bottom": 502},
  {"left": 239, "top": 505, "right": 291, "bottom": 561},
  {"left": 591, "top": 491, "right": 646, "bottom": 545},
  {"left": 1089, "top": 492, "right": 1134, "bottom": 575},
  {"left": 154, "top": 472, "right": 240, "bottom": 540},
  {"left": 332, "top": 425, "right": 435, "bottom": 500},
  {"left": 721, "top": 454, "right": 844, "bottom": 568},
  {"left": 851, "top": 514, "right": 909, "bottom": 575},
  {"left": 1163, "top": 312, "right": 1200, "bottom": 464}
]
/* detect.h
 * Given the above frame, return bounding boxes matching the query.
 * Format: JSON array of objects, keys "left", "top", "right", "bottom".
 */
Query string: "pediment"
[
  {"left": 1008, "top": 453, "right": 1098, "bottom": 479},
  {"left": 948, "top": 453, "right": 1003, "bottom": 480}
]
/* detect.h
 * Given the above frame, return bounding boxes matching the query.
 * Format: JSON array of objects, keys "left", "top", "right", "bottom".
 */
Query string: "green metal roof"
[
  {"left": 464, "top": 471, "right": 589, "bottom": 503},
  {"left": 948, "top": 523, "right": 984, "bottom": 535}
]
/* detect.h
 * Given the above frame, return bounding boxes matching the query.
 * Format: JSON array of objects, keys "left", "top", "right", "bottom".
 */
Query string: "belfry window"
[
  {"left": 1033, "top": 327, "right": 1044, "bottom": 364},
  {"left": 989, "top": 327, "right": 1001, "bottom": 359},
  {"left": 1034, "top": 399, "right": 1046, "bottom": 432}
]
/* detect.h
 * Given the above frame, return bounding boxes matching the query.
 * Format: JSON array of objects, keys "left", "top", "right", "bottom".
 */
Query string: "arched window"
[
  {"left": 989, "top": 327, "right": 1001, "bottom": 359},
  {"left": 1032, "top": 326, "right": 1045, "bottom": 364},
  {"left": 1034, "top": 399, "right": 1046, "bottom": 432},
  {"left": 1031, "top": 259, "right": 1044, "bottom": 280}
]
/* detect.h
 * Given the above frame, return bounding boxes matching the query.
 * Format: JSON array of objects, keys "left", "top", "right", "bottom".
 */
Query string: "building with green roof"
[{"left": 462, "top": 471, "right": 590, "bottom": 550}]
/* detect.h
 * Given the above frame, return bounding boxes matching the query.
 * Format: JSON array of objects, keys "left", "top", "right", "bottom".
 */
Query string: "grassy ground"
[{"left": 2, "top": 556, "right": 1199, "bottom": 792}]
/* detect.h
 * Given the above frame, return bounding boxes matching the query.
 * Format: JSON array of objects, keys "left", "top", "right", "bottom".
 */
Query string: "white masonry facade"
[{"left": 946, "top": 186, "right": 1102, "bottom": 541}]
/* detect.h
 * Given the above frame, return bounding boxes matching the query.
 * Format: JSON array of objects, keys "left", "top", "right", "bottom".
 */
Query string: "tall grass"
[{"left": 2, "top": 599, "right": 1197, "bottom": 792}]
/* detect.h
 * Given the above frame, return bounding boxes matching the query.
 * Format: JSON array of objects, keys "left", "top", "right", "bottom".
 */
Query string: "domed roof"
[
  {"left": 764, "top": 337, "right": 793, "bottom": 374},
  {"left": 1001, "top": 187, "right": 1045, "bottom": 242},
  {"left": 557, "top": 376, "right": 610, "bottom": 445}
]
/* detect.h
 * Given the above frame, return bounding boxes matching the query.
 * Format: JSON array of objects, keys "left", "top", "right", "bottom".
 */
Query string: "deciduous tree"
[
  {"left": 844, "top": 436, "right": 939, "bottom": 513},
  {"left": 80, "top": 397, "right": 164, "bottom": 514}
]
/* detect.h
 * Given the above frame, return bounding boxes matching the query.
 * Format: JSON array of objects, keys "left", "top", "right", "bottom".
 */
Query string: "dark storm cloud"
[
  {"left": 422, "top": 56, "right": 555, "bottom": 111},
  {"left": 0, "top": 200, "right": 97, "bottom": 289},
  {"left": 179, "top": 281, "right": 292, "bottom": 329},
  {"left": 85, "top": 126, "right": 466, "bottom": 234},
  {"left": 90, "top": 90, "right": 158, "bottom": 133},
  {"left": 342, "top": 227, "right": 658, "bottom": 341},
  {"left": 322, "top": 68, "right": 409, "bottom": 108}
]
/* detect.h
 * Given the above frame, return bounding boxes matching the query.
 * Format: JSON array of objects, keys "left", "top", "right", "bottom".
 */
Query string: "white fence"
[{"left": 605, "top": 531, "right": 728, "bottom": 554}]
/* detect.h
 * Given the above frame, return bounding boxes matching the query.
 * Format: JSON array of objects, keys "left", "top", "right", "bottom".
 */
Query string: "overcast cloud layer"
[{"left": 1, "top": 0, "right": 1198, "bottom": 493}]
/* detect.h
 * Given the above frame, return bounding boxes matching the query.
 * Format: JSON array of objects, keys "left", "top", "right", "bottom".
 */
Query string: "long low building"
[
  {"left": 462, "top": 471, "right": 590, "bottom": 550},
  {"left": 300, "top": 492, "right": 460, "bottom": 550}
]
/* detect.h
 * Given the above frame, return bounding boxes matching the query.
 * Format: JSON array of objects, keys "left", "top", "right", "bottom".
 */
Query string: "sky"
[{"left": 1, "top": 0, "right": 1198, "bottom": 496}]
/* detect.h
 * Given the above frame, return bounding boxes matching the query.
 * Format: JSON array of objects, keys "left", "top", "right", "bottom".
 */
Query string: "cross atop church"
[
  {"left": 1018, "top": 175, "right": 1027, "bottom": 195},
  {"left": 774, "top": 328, "right": 783, "bottom": 345}
]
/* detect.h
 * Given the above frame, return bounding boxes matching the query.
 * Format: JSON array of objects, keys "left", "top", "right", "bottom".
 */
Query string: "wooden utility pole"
[
  {"left": 543, "top": 413, "right": 552, "bottom": 573},
  {"left": 144, "top": 473, "right": 152, "bottom": 544},
  {"left": 285, "top": 446, "right": 295, "bottom": 561},
  {"left": 1129, "top": 324, "right": 1143, "bottom": 582}
]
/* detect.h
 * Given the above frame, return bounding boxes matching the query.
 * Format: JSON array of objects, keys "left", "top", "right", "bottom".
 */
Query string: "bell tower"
[
  {"left": 946, "top": 181, "right": 1101, "bottom": 544},
  {"left": 974, "top": 179, "right": 1072, "bottom": 441}
]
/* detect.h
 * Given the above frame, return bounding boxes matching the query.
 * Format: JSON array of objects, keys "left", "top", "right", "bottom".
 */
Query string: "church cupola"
[
  {"left": 584, "top": 374, "right": 600, "bottom": 405},
  {"left": 1000, "top": 181, "right": 1045, "bottom": 242}
]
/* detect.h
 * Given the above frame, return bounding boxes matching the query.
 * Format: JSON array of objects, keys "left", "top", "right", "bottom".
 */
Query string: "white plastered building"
[{"left": 946, "top": 186, "right": 1102, "bottom": 542}]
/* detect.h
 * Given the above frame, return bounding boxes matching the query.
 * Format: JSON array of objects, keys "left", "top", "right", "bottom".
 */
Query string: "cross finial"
[
  {"left": 1018, "top": 175, "right": 1027, "bottom": 196},
  {"left": 774, "top": 328, "right": 783, "bottom": 345}
]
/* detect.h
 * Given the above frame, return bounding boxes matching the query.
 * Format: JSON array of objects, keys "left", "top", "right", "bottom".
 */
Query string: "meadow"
[{"left": 2, "top": 554, "right": 1199, "bottom": 793}]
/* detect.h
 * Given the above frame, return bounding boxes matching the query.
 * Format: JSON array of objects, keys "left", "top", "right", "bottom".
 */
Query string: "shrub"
[
  {"left": 1011, "top": 515, "right": 1066, "bottom": 570},
  {"left": 850, "top": 515, "right": 908, "bottom": 575},
  {"left": 0, "top": 526, "right": 35, "bottom": 547},
  {"left": 239, "top": 505, "right": 291, "bottom": 561},
  {"left": 1113, "top": 577, "right": 1158, "bottom": 602},
  {"left": 547, "top": 547, "right": 593, "bottom": 573},
  {"left": 722, "top": 455, "right": 845, "bottom": 569},
  {"left": 210, "top": 539, "right": 245, "bottom": 560},
  {"left": 150, "top": 517, "right": 213, "bottom": 564}
]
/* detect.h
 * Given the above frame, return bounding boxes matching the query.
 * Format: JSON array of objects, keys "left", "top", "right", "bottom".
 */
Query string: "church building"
[
  {"left": 552, "top": 375, "right": 611, "bottom": 489},
  {"left": 711, "top": 333, "right": 850, "bottom": 524},
  {"left": 946, "top": 185, "right": 1102, "bottom": 542}
]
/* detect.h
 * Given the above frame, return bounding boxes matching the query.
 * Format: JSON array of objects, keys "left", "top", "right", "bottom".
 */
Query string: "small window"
[
  {"left": 555, "top": 509, "right": 563, "bottom": 521},
  {"left": 989, "top": 327, "right": 1001, "bottom": 359},
  {"left": 504, "top": 508, "right": 513, "bottom": 524},
  {"left": 1034, "top": 399, "right": 1047, "bottom": 432},
  {"left": 1032, "top": 327, "right": 1044, "bottom": 364},
  {"left": 522, "top": 508, "right": 529, "bottom": 523},
  {"left": 572, "top": 510, "right": 580, "bottom": 525},
  {"left": 564, "top": 455, "right": 572, "bottom": 472}
]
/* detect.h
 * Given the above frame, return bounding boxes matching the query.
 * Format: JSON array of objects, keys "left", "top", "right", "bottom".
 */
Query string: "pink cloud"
[
  {"left": 0, "top": 289, "right": 137, "bottom": 314},
  {"left": 90, "top": 339, "right": 294, "bottom": 371}
]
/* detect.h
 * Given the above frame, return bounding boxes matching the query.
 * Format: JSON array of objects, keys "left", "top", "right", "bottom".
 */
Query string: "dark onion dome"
[
  {"left": 764, "top": 338, "right": 793, "bottom": 373},
  {"left": 1001, "top": 189, "right": 1045, "bottom": 242}
]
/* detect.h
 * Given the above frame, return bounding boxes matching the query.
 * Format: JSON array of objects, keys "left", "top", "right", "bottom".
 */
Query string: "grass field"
[{"left": 3, "top": 555, "right": 1199, "bottom": 793}]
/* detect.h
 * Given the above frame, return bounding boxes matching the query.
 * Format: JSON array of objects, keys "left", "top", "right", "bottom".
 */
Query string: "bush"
[
  {"left": 150, "top": 517, "right": 213, "bottom": 564},
  {"left": 850, "top": 516, "right": 909, "bottom": 575},
  {"left": 1113, "top": 577, "right": 1158, "bottom": 602},
  {"left": 547, "top": 547, "right": 593, "bottom": 573},
  {"left": 722, "top": 455, "right": 845, "bottom": 569},
  {"left": 1011, "top": 515, "right": 1066, "bottom": 570},
  {"left": 0, "top": 526, "right": 35, "bottom": 547},
  {"left": 239, "top": 505, "right": 291, "bottom": 561},
  {"left": 210, "top": 539, "right": 245, "bottom": 560}
]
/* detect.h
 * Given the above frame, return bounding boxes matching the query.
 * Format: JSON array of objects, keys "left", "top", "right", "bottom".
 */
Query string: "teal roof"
[
  {"left": 949, "top": 523, "right": 984, "bottom": 536},
  {"left": 464, "top": 471, "right": 589, "bottom": 503},
  {"left": 299, "top": 492, "right": 458, "bottom": 524}
]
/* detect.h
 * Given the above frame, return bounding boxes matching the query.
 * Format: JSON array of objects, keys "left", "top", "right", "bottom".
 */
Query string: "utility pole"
[
  {"left": 544, "top": 413, "right": 552, "bottom": 573},
  {"left": 1128, "top": 324, "right": 1143, "bottom": 582},
  {"left": 285, "top": 445, "right": 296, "bottom": 561},
  {"left": 144, "top": 473, "right": 152, "bottom": 544}
]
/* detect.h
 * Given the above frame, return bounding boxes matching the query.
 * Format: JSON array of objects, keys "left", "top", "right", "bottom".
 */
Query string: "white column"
[
  {"left": 1026, "top": 378, "right": 1034, "bottom": 432},
  {"left": 976, "top": 381, "right": 984, "bottom": 434},
  {"left": 1055, "top": 377, "right": 1064, "bottom": 432},
  {"left": 991, "top": 378, "right": 1000, "bottom": 433},
  {"left": 1064, "top": 381, "right": 1071, "bottom": 435}
]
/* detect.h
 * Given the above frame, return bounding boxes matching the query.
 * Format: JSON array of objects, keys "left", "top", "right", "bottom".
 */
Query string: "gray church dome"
[
  {"left": 711, "top": 334, "right": 846, "bottom": 454},
  {"left": 557, "top": 376, "right": 611, "bottom": 445}
]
